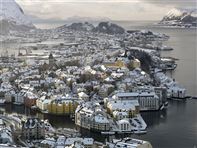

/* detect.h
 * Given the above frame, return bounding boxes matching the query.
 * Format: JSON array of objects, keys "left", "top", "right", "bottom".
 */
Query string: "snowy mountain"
[
  {"left": 67, "top": 22, "right": 95, "bottom": 31},
  {"left": 159, "top": 8, "right": 197, "bottom": 27},
  {"left": 94, "top": 22, "right": 125, "bottom": 34},
  {"left": 0, "top": 0, "right": 35, "bottom": 34},
  {"left": 57, "top": 21, "right": 125, "bottom": 34}
]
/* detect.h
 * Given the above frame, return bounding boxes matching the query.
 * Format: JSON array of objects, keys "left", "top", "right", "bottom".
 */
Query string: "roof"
[{"left": 116, "top": 92, "right": 157, "bottom": 98}]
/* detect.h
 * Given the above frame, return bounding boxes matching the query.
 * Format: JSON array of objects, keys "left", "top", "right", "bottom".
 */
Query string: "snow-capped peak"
[
  {"left": 166, "top": 8, "right": 187, "bottom": 18},
  {"left": 0, "top": 0, "right": 33, "bottom": 27},
  {"left": 163, "top": 8, "right": 197, "bottom": 20}
]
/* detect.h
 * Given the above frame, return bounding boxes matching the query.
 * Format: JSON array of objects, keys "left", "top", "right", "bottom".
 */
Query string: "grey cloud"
[{"left": 140, "top": 0, "right": 197, "bottom": 8}]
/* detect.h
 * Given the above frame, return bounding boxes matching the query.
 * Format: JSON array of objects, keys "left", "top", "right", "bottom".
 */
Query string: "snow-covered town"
[{"left": 0, "top": 0, "right": 196, "bottom": 147}]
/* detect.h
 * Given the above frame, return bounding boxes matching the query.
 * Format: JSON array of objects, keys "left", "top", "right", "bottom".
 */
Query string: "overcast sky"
[{"left": 15, "top": 0, "right": 197, "bottom": 22}]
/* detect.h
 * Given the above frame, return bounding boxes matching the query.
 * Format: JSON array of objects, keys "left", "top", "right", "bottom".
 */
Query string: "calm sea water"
[{"left": 0, "top": 21, "right": 197, "bottom": 147}]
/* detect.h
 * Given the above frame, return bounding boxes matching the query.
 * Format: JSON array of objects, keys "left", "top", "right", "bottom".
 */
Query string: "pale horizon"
[{"left": 14, "top": 0, "right": 196, "bottom": 26}]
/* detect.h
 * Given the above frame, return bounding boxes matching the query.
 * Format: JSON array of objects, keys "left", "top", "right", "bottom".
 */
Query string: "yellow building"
[
  {"left": 104, "top": 60, "right": 126, "bottom": 68},
  {"left": 47, "top": 98, "right": 79, "bottom": 115}
]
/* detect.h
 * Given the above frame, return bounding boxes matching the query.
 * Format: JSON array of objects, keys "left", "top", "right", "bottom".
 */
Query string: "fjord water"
[
  {"left": 115, "top": 21, "right": 197, "bottom": 148},
  {"left": 0, "top": 21, "right": 197, "bottom": 147}
]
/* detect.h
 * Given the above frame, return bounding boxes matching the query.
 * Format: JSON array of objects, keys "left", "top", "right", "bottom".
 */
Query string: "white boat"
[
  {"left": 160, "top": 105, "right": 165, "bottom": 110},
  {"left": 13, "top": 102, "right": 23, "bottom": 105},
  {"left": 133, "top": 129, "right": 147, "bottom": 134}
]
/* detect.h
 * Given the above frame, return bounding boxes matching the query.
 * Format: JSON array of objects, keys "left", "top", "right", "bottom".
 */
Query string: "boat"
[
  {"left": 164, "top": 101, "right": 168, "bottom": 106},
  {"left": 192, "top": 96, "right": 197, "bottom": 99},
  {"left": 133, "top": 129, "right": 147, "bottom": 135},
  {"left": 160, "top": 105, "right": 165, "bottom": 110}
]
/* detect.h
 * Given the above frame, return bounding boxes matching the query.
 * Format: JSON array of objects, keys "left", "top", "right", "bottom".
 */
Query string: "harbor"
[{"left": 0, "top": 0, "right": 196, "bottom": 146}]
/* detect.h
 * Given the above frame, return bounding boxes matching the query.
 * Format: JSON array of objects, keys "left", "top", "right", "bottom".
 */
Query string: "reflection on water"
[
  {"left": 1, "top": 99, "right": 195, "bottom": 148},
  {"left": 141, "top": 110, "right": 167, "bottom": 129}
]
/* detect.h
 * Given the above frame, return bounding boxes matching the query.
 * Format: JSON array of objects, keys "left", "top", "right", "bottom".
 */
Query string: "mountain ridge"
[{"left": 159, "top": 8, "right": 197, "bottom": 27}]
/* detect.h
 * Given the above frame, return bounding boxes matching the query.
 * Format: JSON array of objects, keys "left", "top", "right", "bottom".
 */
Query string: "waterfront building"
[
  {"left": 133, "top": 86, "right": 168, "bottom": 106},
  {"left": 155, "top": 72, "right": 186, "bottom": 99},
  {"left": 36, "top": 96, "right": 52, "bottom": 112},
  {"left": 106, "top": 92, "right": 160, "bottom": 111},
  {"left": 116, "top": 119, "right": 132, "bottom": 132},
  {"left": 24, "top": 91, "right": 38, "bottom": 107},
  {"left": 167, "top": 86, "right": 186, "bottom": 99},
  {"left": 75, "top": 102, "right": 110, "bottom": 132},
  {"left": 47, "top": 95, "right": 79, "bottom": 115},
  {"left": 14, "top": 90, "right": 26, "bottom": 105},
  {"left": 22, "top": 118, "right": 45, "bottom": 140},
  {"left": 106, "top": 99, "right": 140, "bottom": 119}
]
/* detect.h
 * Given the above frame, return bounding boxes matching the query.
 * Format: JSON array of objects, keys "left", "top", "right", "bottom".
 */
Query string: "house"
[
  {"left": 22, "top": 118, "right": 45, "bottom": 140},
  {"left": 78, "top": 92, "right": 89, "bottom": 101}
]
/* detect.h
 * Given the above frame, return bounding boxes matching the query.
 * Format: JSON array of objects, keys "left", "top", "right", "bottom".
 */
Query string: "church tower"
[{"left": 49, "top": 53, "right": 55, "bottom": 66}]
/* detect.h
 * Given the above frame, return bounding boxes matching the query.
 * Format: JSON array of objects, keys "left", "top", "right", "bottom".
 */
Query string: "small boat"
[
  {"left": 160, "top": 105, "right": 165, "bottom": 110},
  {"left": 192, "top": 96, "right": 197, "bottom": 99},
  {"left": 133, "top": 130, "right": 147, "bottom": 135},
  {"left": 13, "top": 102, "right": 23, "bottom": 105}
]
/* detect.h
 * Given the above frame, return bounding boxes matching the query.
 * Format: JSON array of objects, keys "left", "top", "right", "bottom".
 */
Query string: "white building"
[
  {"left": 36, "top": 96, "right": 52, "bottom": 112},
  {"left": 75, "top": 102, "right": 110, "bottom": 132},
  {"left": 107, "top": 137, "right": 152, "bottom": 148},
  {"left": 111, "top": 92, "right": 160, "bottom": 111}
]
